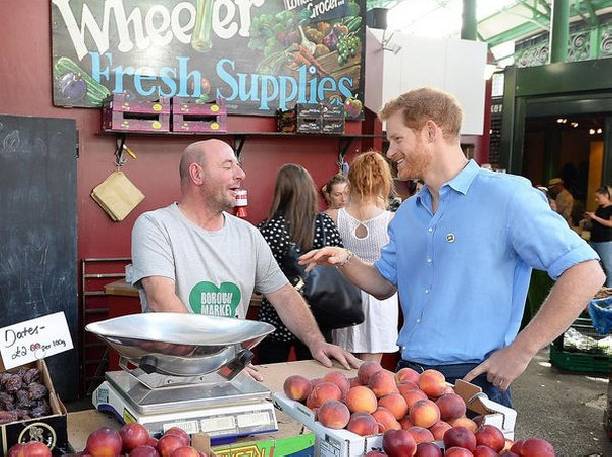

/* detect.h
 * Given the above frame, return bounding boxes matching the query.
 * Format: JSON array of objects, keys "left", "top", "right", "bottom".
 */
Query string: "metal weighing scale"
[{"left": 86, "top": 313, "right": 277, "bottom": 443}]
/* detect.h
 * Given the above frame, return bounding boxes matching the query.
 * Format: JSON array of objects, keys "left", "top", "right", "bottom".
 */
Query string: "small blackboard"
[{"left": 0, "top": 114, "right": 79, "bottom": 401}]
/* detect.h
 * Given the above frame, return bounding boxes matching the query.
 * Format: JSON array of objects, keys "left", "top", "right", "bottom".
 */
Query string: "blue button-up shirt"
[{"left": 375, "top": 160, "right": 598, "bottom": 365}]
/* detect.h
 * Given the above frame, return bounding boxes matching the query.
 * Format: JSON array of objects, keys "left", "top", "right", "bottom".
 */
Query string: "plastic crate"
[{"left": 549, "top": 343, "right": 610, "bottom": 374}]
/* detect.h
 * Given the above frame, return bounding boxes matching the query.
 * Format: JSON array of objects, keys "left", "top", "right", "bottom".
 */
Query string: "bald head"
[{"left": 179, "top": 139, "right": 234, "bottom": 184}]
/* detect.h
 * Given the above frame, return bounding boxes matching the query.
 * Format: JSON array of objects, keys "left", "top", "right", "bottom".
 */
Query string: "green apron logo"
[{"left": 189, "top": 281, "right": 241, "bottom": 317}]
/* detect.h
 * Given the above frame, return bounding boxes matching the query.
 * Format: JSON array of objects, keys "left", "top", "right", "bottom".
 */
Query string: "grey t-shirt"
[{"left": 130, "top": 203, "right": 288, "bottom": 318}]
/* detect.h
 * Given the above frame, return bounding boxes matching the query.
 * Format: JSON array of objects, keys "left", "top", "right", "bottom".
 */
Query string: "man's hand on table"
[
  {"left": 309, "top": 341, "right": 362, "bottom": 370},
  {"left": 244, "top": 363, "right": 263, "bottom": 382}
]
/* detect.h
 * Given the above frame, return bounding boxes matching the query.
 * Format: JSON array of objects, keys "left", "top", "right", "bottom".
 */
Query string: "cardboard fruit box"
[
  {"left": 0, "top": 359, "right": 68, "bottom": 457},
  {"left": 272, "top": 379, "right": 517, "bottom": 457}
]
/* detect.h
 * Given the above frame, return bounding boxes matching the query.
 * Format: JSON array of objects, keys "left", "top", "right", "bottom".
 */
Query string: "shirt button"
[
  {"left": 426, "top": 258, "right": 432, "bottom": 263},
  {"left": 425, "top": 289, "right": 430, "bottom": 294},
  {"left": 416, "top": 319, "right": 421, "bottom": 323},
  {"left": 428, "top": 228, "right": 433, "bottom": 233}
]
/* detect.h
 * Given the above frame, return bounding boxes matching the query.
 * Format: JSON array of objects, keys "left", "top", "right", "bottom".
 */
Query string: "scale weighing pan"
[{"left": 86, "top": 313, "right": 275, "bottom": 376}]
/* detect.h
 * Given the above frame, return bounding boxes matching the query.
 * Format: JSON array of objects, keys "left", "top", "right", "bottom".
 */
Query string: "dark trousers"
[{"left": 397, "top": 359, "right": 513, "bottom": 408}]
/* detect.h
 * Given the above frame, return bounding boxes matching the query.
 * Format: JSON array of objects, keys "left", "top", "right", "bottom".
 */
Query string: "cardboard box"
[
  {"left": 102, "top": 108, "right": 171, "bottom": 132},
  {"left": 273, "top": 379, "right": 517, "bottom": 457},
  {"left": 296, "top": 103, "right": 322, "bottom": 117},
  {"left": 101, "top": 93, "right": 171, "bottom": 132},
  {"left": 0, "top": 360, "right": 69, "bottom": 457},
  {"left": 173, "top": 98, "right": 226, "bottom": 116},
  {"left": 171, "top": 113, "right": 227, "bottom": 133},
  {"left": 296, "top": 117, "right": 322, "bottom": 134},
  {"left": 321, "top": 118, "right": 345, "bottom": 134}
]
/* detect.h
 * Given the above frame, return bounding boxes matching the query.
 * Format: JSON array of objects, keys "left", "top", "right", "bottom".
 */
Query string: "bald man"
[{"left": 131, "top": 140, "right": 359, "bottom": 377}]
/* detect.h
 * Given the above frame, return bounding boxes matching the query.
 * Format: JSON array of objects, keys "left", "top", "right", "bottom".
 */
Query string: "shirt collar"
[
  {"left": 445, "top": 159, "right": 479, "bottom": 195},
  {"left": 416, "top": 159, "right": 479, "bottom": 204}
]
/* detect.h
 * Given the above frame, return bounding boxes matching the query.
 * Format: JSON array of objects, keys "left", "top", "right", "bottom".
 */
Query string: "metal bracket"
[
  {"left": 234, "top": 135, "right": 246, "bottom": 159},
  {"left": 115, "top": 133, "right": 128, "bottom": 167},
  {"left": 338, "top": 137, "right": 355, "bottom": 171}
]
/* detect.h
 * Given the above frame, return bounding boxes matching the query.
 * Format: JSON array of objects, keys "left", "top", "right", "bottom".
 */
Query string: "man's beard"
[{"left": 400, "top": 149, "right": 431, "bottom": 181}]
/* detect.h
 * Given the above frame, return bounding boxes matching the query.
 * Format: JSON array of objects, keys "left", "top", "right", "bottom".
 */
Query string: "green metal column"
[
  {"left": 461, "top": 0, "right": 478, "bottom": 41},
  {"left": 549, "top": 0, "right": 569, "bottom": 63}
]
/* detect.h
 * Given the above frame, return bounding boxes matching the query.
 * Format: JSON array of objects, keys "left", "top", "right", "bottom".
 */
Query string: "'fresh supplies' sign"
[{"left": 51, "top": 0, "right": 365, "bottom": 117}]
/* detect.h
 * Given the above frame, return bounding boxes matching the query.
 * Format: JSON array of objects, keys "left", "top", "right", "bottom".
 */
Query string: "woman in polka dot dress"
[{"left": 257, "top": 164, "right": 343, "bottom": 364}]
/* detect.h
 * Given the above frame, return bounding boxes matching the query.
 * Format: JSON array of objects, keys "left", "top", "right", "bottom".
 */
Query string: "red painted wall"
[{"left": 0, "top": 2, "right": 363, "bottom": 264}]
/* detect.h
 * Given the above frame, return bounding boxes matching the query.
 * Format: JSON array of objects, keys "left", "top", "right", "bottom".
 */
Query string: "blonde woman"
[{"left": 328, "top": 151, "right": 399, "bottom": 362}]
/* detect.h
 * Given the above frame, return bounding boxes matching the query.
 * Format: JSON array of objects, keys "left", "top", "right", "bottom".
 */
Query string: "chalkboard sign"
[{"left": 0, "top": 115, "right": 79, "bottom": 402}]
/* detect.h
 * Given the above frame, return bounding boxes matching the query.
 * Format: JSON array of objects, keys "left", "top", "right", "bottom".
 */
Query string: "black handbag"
[{"left": 281, "top": 215, "right": 364, "bottom": 330}]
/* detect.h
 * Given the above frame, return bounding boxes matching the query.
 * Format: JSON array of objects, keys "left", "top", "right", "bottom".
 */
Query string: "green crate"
[{"left": 549, "top": 344, "right": 611, "bottom": 374}]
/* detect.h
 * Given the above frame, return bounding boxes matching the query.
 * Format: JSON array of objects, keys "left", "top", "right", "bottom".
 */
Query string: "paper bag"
[{"left": 91, "top": 171, "right": 144, "bottom": 221}]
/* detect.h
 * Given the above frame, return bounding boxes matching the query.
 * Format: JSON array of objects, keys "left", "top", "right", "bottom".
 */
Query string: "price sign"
[{"left": 0, "top": 312, "right": 74, "bottom": 369}]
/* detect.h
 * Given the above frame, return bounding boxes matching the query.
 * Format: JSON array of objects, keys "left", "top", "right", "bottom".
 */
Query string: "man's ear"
[
  {"left": 424, "top": 120, "right": 437, "bottom": 143},
  {"left": 189, "top": 162, "right": 204, "bottom": 185}
]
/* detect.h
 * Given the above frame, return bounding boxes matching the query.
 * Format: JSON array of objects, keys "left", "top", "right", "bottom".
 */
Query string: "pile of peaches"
[
  {"left": 282, "top": 361, "right": 555, "bottom": 457},
  {"left": 8, "top": 423, "right": 211, "bottom": 457}
]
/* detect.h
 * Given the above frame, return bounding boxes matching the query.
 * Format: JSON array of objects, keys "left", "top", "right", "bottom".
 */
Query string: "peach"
[
  {"left": 398, "top": 380, "right": 420, "bottom": 392},
  {"left": 358, "top": 361, "right": 383, "bottom": 384},
  {"left": 443, "top": 426, "right": 477, "bottom": 452},
  {"left": 400, "top": 388, "right": 428, "bottom": 410},
  {"left": 164, "top": 428, "right": 190, "bottom": 446},
  {"left": 170, "top": 448, "right": 199, "bottom": 457},
  {"left": 406, "top": 426, "right": 434, "bottom": 444},
  {"left": 520, "top": 438, "right": 555, "bottom": 457},
  {"left": 473, "top": 445, "right": 498, "bottom": 457},
  {"left": 369, "top": 370, "right": 399, "bottom": 398},
  {"left": 372, "top": 407, "right": 401, "bottom": 432},
  {"left": 409, "top": 399, "right": 440, "bottom": 429},
  {"left": 382, "top": 429, "right": 417, "bottom": 457},
  {"left": 435, "top": 393, "right": 466, "bottom": 422},
  {"left": 120, "top": 423, "right": 149, "bottom": 451},
  {"left": 442, "top": 385, "right": 454, "bottom": 394},
  {"left": 306, "top": 382, "right": 341, "bottom": 409},
  {"left": 378, "top": 392, "right": 407, "bottom": 420},
  {"left": 323, "top": 371, "right": 350, "bottom": 397},
  {"left": 311, "top": 378, "right": 324, "bottom": 388},
  {"left": 346, "top": 413, "right": 379, "bottom": 436},
  {"left": 317, "top": 400, "right": 350, "bottom": 429},
  {"left": 474, "top": 425, "right": 505, "bottom": 452},
  {"left": 395, "top": 367, "right": 420, "bottom": 385},
  {"left": 498, "top": 452, "right": 520, "bottom": 457},
  {"left": 345, "top": 385, "right": 378, "bottom": 414},
  {"left": 509, "top": 440, "right": 523, "bottom": 453},
  {"left": 283, "top": 375, "right": 312, "bottom": 402},
  {"left": 18, "top": 443, "right": 52, "bottom": 457},
  {"left": 86, "top": 427, "right": 123, "bottom": 457},
  {"left": 415, "top": 442, "right": 443, "bottom": 457},
  {"left": 130, "top": 446, "right": 160, "bottom": 457},
  {"left": 418, "top": 370, "right": 446, "bottom": 397},
  {"left": 429, "top": 421, "right": 452, "bottom": 440},
  {"left": 399, "top": 416, "right": 415, "bottom": 430},
  {"left": 449, "top": 416, "right": 478, "bottom": 433},
  {"left": 157, "top": 435, "right": 187, "bottom": 457},
  {"left": 445, "top": 447, "right": 474, "bottom": 457},
  {"left": 349, "top": 376, "right": 362, "bottom": 387}
]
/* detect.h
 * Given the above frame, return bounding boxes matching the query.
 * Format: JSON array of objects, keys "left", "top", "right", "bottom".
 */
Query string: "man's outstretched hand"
[{"left": 299, "top": 247, "right": 350, "bottom": 272}]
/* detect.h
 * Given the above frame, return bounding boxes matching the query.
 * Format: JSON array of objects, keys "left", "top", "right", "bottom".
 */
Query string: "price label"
[{"left": 0, "top": 312, "right": 73, "bottom": 369}]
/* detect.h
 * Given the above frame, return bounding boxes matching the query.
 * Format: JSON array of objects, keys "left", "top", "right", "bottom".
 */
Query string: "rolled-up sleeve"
[
  {"left": 375, "top": 219, "right": 399, "bottom": 286},
  {"left": 508, "top": 184, "right": 599, "bottom": 279}
]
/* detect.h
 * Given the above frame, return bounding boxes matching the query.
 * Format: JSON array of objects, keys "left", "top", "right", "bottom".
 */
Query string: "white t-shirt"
[{"left": 130, "top": 203, "right": 288, "bottom": 318}]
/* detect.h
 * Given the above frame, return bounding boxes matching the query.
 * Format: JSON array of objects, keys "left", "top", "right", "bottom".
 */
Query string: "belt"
[{"left": 400, "top": 360, "right": 481, "bottom": 379}]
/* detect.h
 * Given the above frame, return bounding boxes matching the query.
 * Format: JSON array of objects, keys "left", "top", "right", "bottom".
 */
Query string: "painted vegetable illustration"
[{"left": 54, "top": 57, "right": 111, "bottom": 105}]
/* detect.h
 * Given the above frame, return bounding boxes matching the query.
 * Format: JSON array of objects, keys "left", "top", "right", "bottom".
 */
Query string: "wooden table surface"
[{"left": 68, "top": 360, "right": 350, "bottom": 451}]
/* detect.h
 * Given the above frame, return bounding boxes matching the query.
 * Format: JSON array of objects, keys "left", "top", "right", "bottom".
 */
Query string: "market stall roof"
[{"left": 367, "top": 0, "right": 612, "bottom": 61}]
